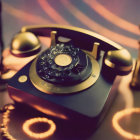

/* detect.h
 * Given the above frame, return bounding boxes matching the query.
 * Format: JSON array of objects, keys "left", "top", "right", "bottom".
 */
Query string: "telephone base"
[{"left": 8, "top": 57, "right": 118, "bottom": 130}]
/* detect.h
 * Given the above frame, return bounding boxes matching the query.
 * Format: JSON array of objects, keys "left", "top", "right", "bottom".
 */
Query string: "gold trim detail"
[
  {"left": 29, "top": 54, "right": 100, "bottom": 94},
  {"left": 18, "top": 75, "right": 28, "bottom": 83}
]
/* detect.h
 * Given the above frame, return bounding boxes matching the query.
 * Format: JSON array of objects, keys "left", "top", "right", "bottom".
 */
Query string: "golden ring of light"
[
  {"left": 112, "top": 108, "right": 140, "bottom": 140},
  {"left": 22, "top": 117, "right": 56, "bottom": 139}
]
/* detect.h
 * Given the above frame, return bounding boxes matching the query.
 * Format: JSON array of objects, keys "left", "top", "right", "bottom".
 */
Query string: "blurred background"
[{"left": 1, "top": 0, "right": 140, "bottom": 57}]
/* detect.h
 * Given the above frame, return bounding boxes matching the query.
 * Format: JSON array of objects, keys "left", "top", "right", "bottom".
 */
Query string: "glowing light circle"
[
  {"left": 112, "top": 108, "right": 140, "bottom": 140},
  {"left": 22, "top": 117, "right": 56, "bottom": 139}
]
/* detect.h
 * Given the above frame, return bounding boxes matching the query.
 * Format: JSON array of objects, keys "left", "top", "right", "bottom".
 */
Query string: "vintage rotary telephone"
[{"left": 8, "top": 25, "right": 132, "bottom": 130}]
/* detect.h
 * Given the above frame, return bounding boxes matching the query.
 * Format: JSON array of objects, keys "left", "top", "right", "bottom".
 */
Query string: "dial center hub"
[{"left": 54, "top": 54, "right": 72, "bottom": 66}]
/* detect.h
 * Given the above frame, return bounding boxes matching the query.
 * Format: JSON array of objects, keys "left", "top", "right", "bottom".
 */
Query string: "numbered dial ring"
[{"left": 36, "top": 43, "right": 92, "bottom": 85}]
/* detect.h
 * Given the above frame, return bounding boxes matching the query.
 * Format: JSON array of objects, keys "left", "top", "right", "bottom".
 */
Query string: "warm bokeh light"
[
  {"left": 22, "top": 117, "right": 56, "bottom": 139},
  {"left": 1, "top": 104, "right": 16, "bottom": 140},
  {"left": 11, "top": 95, "right": 23, "bottom": 102},
  {"left": 32, "top": 104, "right": 68, "bottom": 120},
  {"left": 1, "top": 69, "right": 17, "bottom": 80},
  {"left": 112, "top": 108, "right": 140, "bottom": 140}
]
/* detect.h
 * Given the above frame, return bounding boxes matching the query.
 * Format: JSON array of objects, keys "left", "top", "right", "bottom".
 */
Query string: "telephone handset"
[
  {"left": 11, "top": 25, "right": 132, "bottom": 73},
  {"left": 8, "top": 25, "right": 132, "bottom": 129}
]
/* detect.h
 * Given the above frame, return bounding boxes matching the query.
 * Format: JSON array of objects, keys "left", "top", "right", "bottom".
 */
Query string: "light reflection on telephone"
[{"left": 8, "top": 25, "right": 133, "bottom": 130}]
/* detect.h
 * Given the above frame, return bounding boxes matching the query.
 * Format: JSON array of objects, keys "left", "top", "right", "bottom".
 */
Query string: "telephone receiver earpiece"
[
  {"left": 10, "top": 32, "right": 41, "bottom": 57},
  {"left": 104, "top": 49, "right": 132, "bottom": 75},
  {"left": 10, "top": 25, "right": 133, "bottom": 75}
]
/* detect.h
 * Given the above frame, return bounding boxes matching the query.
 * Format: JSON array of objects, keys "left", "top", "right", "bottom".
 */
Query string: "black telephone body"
[{"left": 8, "top": 25, "right": 132, "bottom": 130}]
